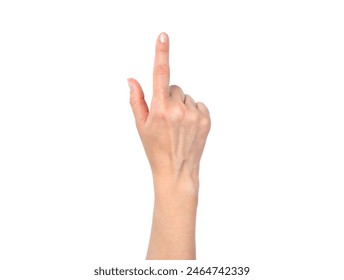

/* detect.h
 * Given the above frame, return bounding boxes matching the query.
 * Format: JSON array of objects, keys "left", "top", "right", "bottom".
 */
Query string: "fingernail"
[
  {"left": 159, "top": 32, "right": 168, "bottom": 44},
  {"left": 127, "top": 79, "right": 132, "bottom": 91}
]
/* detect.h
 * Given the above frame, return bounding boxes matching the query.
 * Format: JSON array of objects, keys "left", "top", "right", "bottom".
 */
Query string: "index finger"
[{"left": 153, "top": 32, "right": 170, "bottom": 99}]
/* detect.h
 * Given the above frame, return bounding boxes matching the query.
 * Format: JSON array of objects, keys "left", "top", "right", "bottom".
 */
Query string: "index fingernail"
[{"left": 159, "top": 33, "right": 168, "bottom": 43}]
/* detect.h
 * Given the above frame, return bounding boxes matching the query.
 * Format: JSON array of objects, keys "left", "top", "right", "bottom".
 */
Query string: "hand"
[
  {"left": 128, "top": 32, "right": 211, "bottom": 196},
  {"left": 128, "top": 32, "right": 211, "bottom": 260}
]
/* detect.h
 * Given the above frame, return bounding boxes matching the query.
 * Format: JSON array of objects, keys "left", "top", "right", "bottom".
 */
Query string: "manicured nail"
[
  {"left": 159, "top": 32, "right": 168, "bottom": 44},
  {"left": 127, "top": 79, "right": 132, "bottom": 91}
]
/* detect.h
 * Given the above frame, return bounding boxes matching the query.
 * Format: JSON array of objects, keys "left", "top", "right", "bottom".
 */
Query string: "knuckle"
[
  {"left": 129, "top": 96, "right": 138, "bottom": 108},
  {"left": 197, "top": 101, "right": 206, "bottom": 109},
  {"left": 200, "top": 116, "right": 211, "bottom": 131},
  {"left": 188, "top": 111, "right": 200, "bottom": 123},
  {"left": 185, "top": 94, "right": 195, "bottom": 102},
  {"left": 169, "top": 85, "right": 182, "bottom": 91},
  {"left": 153, "top": 105, "right": 168, "bottom": 120},
  {"left": 157, "top": 45, "right": 169, "bottom": 54},
  {"left": 153, "top": 104, "right": 186, "bottom": 123},
  {"left": 169, "top": 103, "right": 186, "bottom": 122},
  {"left": 197, "top": 102, "right": 210, "bottom": 115},
  {"left": 169, "top": 85, "right": 185, "bottom": 101},
  {"left": 154, "top": 64, "right": 170, "bottom": 76}
]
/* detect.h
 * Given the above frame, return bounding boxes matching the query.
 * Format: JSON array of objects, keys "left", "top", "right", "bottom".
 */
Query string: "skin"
[{"left": 128, "top": 32, "right": 211, "bottom": 260}]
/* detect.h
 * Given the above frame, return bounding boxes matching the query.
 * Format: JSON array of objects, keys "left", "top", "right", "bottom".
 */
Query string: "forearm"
[{"left": 146, "top": 175, "right": 199, "bottom": 260}]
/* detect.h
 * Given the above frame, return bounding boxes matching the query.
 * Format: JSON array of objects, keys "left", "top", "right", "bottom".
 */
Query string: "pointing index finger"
[{"left": 153, "top": 32, "right": 170, "bottom": 99}]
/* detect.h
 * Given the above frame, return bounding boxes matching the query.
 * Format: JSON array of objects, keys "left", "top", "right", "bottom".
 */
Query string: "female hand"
[
  {"left": 128, "top": 33, "right": 211, "bottom": 196},
  {"left": 128, "top": 32, "right": 211, "bottom": 259}
]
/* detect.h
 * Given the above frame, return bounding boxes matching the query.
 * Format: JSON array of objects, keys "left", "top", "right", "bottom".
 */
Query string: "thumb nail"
[{"left": 127, "top": 79, "right": 132, "bottom": 91}]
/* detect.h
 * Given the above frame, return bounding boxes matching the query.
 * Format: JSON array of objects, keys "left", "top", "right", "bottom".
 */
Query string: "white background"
[{"left": 0, "top": 1, "right": 343, "bottom": 279}]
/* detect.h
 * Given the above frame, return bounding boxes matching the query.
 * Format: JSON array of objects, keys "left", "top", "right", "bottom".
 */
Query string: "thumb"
[{"left": 128, "top": 78, "right": 149, "bottom": 126}]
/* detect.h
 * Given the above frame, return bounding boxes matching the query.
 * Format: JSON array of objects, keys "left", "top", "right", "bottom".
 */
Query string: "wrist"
[{"left": 152, "top": 171, "right": 199, "bottom": 206}]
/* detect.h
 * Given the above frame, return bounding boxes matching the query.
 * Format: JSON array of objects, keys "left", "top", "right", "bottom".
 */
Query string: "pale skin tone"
[{"left": 128, "top": 32, "right": 211, "bottom": 260}]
